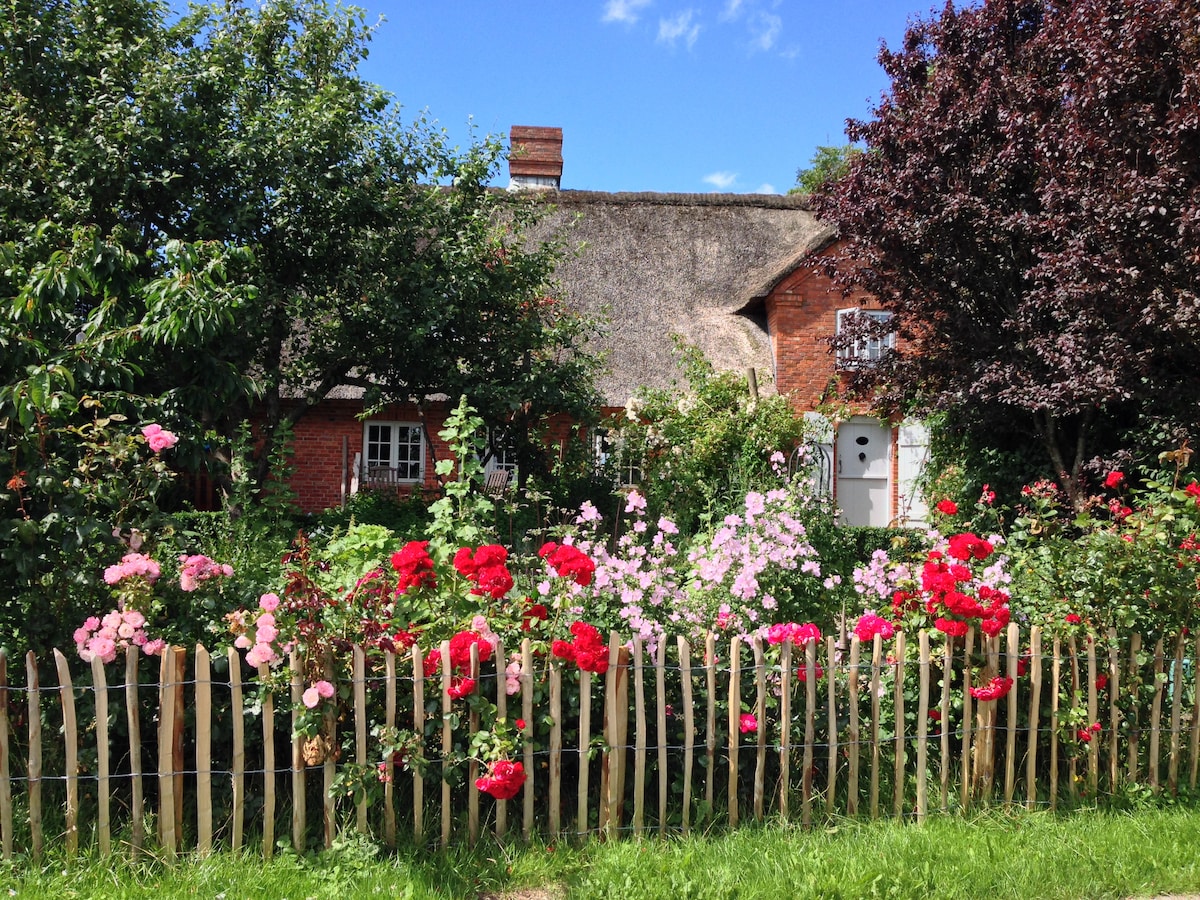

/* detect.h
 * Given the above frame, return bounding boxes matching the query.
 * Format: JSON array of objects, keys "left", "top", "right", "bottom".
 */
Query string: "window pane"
[{"left": 366, "top": 424, "right": 391, "bottom": 465}]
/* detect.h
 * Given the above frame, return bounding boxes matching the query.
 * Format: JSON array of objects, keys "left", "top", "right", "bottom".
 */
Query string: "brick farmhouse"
[{"left": 284, "top": 127, "right": 928, "bottom": 526}]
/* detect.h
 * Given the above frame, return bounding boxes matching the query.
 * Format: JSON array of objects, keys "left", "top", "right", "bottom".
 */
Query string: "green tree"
[
  {"left": 792, "top": 144, "right": 861, "bottom": 196},
  {"left": 1, "top": 0, "right": 599, "bottom": 487},
  {"left": 0, "top": 0, "right": 600, "bottom": 649}
]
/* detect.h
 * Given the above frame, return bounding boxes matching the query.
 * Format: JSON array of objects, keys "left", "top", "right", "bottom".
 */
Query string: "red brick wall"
[
  {"left": 765, "top": 247, "right": 881, "bottom": 412},
  {"left": 764, "top": 245, "right": 905, "bottom": 522},
  {"left": 286, "top": 400, "right": 455, "bottom": 513},
  {"left": 286, "top": 402, "right": 589, "bottom": 513}
]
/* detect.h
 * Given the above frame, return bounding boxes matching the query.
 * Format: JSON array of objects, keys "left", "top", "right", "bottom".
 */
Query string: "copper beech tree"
[{"left": 814, "top": 0, "right": 1200, "bottom": 509}]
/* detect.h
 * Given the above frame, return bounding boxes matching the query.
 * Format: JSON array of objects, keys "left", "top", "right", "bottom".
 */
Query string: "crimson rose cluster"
[{"left": 551, "top": 621, "right": 610, "bottom": 674}]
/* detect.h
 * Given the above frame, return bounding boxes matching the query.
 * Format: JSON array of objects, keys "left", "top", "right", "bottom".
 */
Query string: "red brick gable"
[{"left": 764, "top": 242, "right": 882, "bottom": 412}]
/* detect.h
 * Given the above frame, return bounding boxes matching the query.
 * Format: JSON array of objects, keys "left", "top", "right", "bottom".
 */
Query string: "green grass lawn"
[{"left": 3, "top": 807, "right": 1200, "bottom": 899}]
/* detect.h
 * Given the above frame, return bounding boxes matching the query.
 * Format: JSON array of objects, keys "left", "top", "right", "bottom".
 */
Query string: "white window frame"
[
  {"left": 836, "top": 308, "right": 896, "bottom": 367},
  {"left": 362, "top": 421, "right": 424, "bottom": 483},
  {"left": 592, "top": 427, "right": 642, "bottom": 488},
  {"left": 481, "top": 427, "right": 519, "bottom": 477}
]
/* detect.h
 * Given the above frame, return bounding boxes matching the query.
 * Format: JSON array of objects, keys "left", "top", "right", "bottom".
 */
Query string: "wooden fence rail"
[{"left": 1, "top": 624, "right": 1196, "bottom": 859}]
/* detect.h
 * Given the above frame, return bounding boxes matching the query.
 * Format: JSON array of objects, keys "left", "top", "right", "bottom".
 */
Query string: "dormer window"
[{"left": 836, "top": 308, "right": 896, "bottom": 367}]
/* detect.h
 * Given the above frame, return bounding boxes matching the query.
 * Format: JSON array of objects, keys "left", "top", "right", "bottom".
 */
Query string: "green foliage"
[
  {"left": 310, "top": 523, "right": 398, "bottom": 596},
  {"left": 426, "top": 397, "right": 499, "bottom": 559},
  {"left": 792, "top": 144, "right": 862, "bottom": 195},
  {"left": 308, "top": 489, "right": 433, "bottom": 541},
  {"left": 615, "top": 341, "right": 812, "bottom": 533}
]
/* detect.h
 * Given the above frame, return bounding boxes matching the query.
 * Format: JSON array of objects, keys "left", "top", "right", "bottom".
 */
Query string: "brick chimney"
[{"left": 508, "top": 126, "right": 563, "bottom": 190}]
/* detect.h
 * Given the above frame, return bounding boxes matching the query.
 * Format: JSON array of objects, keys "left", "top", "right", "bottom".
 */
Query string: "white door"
[
  {"left": 836, "top": 418, "right": 891, "bottom": 527},
  {"left": 896, "top": 420, "right": 930, "bottom": 527}
]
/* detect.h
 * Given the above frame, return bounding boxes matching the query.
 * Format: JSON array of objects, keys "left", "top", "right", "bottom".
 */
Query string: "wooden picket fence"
[{"left": 0, "top": 623, "right": 1197, "bottom": 860}]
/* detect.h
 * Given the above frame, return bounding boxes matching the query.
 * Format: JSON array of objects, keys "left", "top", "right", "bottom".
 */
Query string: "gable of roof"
[{"left": 528, "top": 190, "right": 832, "bottom": 406}]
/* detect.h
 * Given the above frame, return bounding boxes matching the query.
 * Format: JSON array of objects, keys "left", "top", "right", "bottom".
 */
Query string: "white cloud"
[
  {"left": 657, "top": 10, "right": 701, "bottom": 49},
  {"left": 755, "top": 183, "right": 777, "bottom": 195},
  {"left": 748, "top": 11, "right": 781, "bottom": 51},
  {"left": 602, "top": 0, "right": 652, "bottom": 24},
  {"left": 720, "top": 0, "right": 744, "bottom": 21},
  {"left": 703, "top": 171, "right": 738, "bottom": 190}
]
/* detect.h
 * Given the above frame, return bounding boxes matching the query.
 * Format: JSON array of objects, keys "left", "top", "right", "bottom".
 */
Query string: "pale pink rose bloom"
[
  {"left": 259, "top": 593, "right": 281, "bottom": 612},
  {"left": 315, "top": 680, "right": 335, "bottom": 699},
  {"left": 74, "top": 627, "right": 92, "bottom": 645},
  {"left": 141, "top": 638, "right": 166, "bottom": 656},
  {"left": 121, "top": 609, "right": 146, "bottom": 628},
  {"left": 141, "top": 423, "right": 179, "bottom": 453},
  {"left": 102, "top": 610, "right": 122, "bottom": 630},
  {"left": 131, "top": 631, "right": 148, "bottom": 646},
  {"left": 256, "top": 612, "right": 276, "bottom": 628},
  {"left": 103, "top": 565, "right": 124, "bottom": 585},
  {"left": 97, "top": 626, "right": 118, "bottom": 641},
  {"left": 234, "top": 634, "right": 252, "bottom": 650},
  {"left": 221, "top": 564, "right": 234, "bottom": 577},
  {"left": 117, "top": 623, "right": 136, "bottom": 639},
  {"left": 88, "top": 636, "right": 117, "bottom": 664},
  {"left": 179, "top": 573, "right": 198, "bottom": 592},
  {"left": 84, "top": 616, "right": 101, "bottom": 631},
  {"left": 79, "top": 648, "right": 94, "bottom": 664},
  {"left": 255, "top": 624, "right": 278, "bottom": 644},
  {"left": 302, "top": 687, "right": 321, "bottom": 709},
  {"left": 471, "top": 614, "right": 488, "bottom": 633},
  {"left": 245, "top": 643, "right": 271, "bottom": 667}
]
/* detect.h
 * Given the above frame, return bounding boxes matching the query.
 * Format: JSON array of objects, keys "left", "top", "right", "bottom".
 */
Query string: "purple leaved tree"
[{"left": 814, "top": 0, "right": 1200, "bottom": 510}]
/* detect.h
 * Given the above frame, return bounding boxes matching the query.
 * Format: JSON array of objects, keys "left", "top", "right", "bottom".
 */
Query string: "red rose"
[
  {"left": 969, "top": 676, "right": 1014, "bottom": 702},
  {"left": 936, "top": 499, "right": 958, "bottom": 516},
  {"left": 934, "top": 617, "right": 969, "bottom": 638},
  {"left": 1104, "top": 471, "right": 1124, "bottom": 489},
  {"left": 475, "top": 759, "right": 526, "bottom": 800},
  {"left": 521, "top": 602, "right": 549, "bottom": 631},
  {"left": 423, "top": 648, "right": 441, "bottom": 678},
  {"left": 391, "top": 540, "right": 436, "bottom": 594}
]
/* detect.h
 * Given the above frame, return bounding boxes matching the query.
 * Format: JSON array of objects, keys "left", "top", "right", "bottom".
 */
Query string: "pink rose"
[
  {"left": 315, "top": 680, "right": 335, "bottom": 699},
  {"left": 302, "top": 687, "right": 321, "bottom": 708},
  {"left": 739, "top": 713, "right": 758, "bottom": 734},
  {"left": 259, "top": 592, "right": 281, "bottom": 612},
  {"left": 141, "top": 423, "right": 179, "bottom": 453}
]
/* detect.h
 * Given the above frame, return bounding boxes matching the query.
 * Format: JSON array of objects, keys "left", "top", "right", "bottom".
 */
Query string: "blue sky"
[{"left": 352, "top": 1, "right": 933, "bottom": 194}]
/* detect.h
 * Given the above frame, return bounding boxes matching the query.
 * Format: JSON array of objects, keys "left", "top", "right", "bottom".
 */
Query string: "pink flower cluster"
[
  {"left": 301, "top": 679, "right": 335, "bottom": 708},
  {"left": 103, "top": 552, "right": 161, "bottom": 586},
  {"left": 178, "top": 554, "right": 233, "bottom": 592},
  {"left": 235, "top": 592, "right": 283, "bottom": 668},
  {"left": 75, "top": 609, "right": 165, "bottom": 663},
  {"left": 141, "top": 423, "right": 178, "bottom": 453},
  {"left": 854, "top": 612, "right": 895, "bottom": 642},
  {"left": 765, "top": 622, "right": 822, "bottom": 647}
]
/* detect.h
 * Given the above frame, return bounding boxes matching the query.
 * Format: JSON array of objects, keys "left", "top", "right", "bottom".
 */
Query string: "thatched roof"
[{"left": 528, "top": 190, "right": 833, "bottom": 406}]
